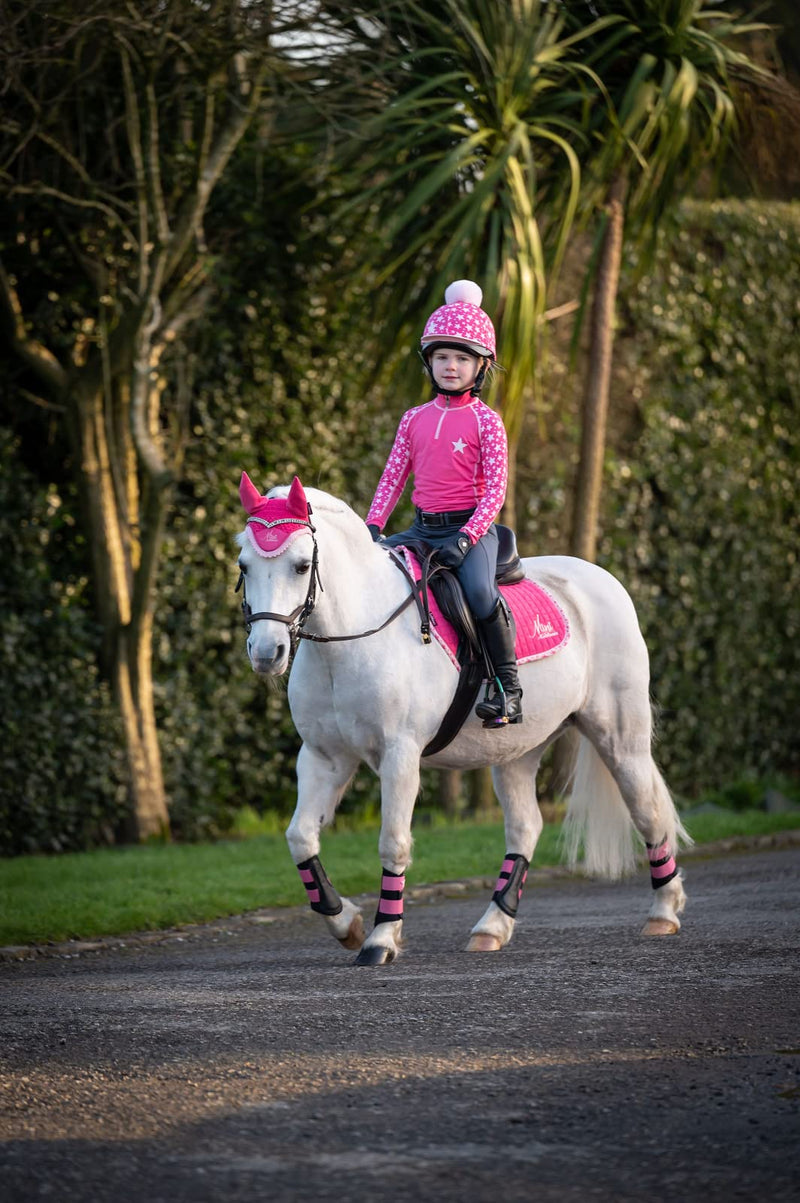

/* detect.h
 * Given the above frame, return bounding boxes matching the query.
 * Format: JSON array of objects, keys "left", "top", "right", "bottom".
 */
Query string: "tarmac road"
[{"left": 1, "top": 846, "right": 799, "bottom": 1203}]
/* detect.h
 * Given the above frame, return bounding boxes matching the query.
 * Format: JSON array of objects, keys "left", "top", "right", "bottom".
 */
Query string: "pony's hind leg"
[
  {"left": 607, "top": 750, "right": 688, "bottom": 936},
  {"left": 570, "top": 722, "right": 689, "bottom": 936},
  {"left": 355, "top": 739, "right": 420, "bottom": 967},
  {"left": 466, "top": 750, "right": 544, "bottom": 953},
  {"left": 286, "top": 743, "right": 365, "bottom": 950}
]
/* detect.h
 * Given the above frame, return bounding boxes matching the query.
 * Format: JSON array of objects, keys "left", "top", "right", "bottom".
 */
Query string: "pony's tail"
[{"left": 560, "top": 735, "right": 691, "bottom": 880}]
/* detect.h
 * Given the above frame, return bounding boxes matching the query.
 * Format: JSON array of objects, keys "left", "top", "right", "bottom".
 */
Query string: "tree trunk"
[
  {"left": 74, "top": 379, "right": 170, "bottom": 840},
  {"left": 570, "top": 174, "right": 627, "bottom": 563},
  {"left": 113, "top": 631, "right": 169, "bottom": 841},
  {"left": 469, "top": 765, "right": 495, "bottom": 816},
  {"left": 439, "top": 769, "right": 464, "bottom": 816}
]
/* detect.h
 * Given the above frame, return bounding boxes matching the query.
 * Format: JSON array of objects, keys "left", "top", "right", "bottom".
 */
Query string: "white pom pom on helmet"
[{"left": 420, "top": 279, "right": 496, "bottom": 359}]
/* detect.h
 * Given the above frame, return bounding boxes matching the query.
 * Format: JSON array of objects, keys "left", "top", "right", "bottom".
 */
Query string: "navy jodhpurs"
[{"left": 384, "top": 519, "right": 499, "bottom": 620}]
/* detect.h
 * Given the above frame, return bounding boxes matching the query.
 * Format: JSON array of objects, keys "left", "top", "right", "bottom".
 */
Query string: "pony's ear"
[
  {"left": 239, "top": 471, "right": 263, "bottom": 515},
  {"left": 286, "top": 476, "right": 309, "bottom": 519}
]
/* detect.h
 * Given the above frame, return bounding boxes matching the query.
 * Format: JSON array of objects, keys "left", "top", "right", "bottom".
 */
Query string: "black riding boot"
[{"left": 475, "top": 598, "right": 523, "bottom": 726}]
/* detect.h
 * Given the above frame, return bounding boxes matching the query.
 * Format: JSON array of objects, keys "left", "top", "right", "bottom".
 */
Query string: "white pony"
[{"left": 236, "top": 474, "right": 689, "bottom": 965}]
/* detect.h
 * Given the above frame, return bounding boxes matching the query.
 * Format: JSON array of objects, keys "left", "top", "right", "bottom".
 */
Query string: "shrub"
[
  {"left": 0, "top": 430, "right": 128, "bottom": 852},
  {"left": 601, "top": 201, "right": 800, "bottom": 794}
]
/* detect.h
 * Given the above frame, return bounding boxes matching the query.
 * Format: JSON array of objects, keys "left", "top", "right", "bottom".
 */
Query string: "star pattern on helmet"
[{"left": 422, "top": 302, "right": 495, "bottom": 356}]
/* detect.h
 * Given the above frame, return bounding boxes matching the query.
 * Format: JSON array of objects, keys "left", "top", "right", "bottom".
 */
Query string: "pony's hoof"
[
  {"left": 641, "top": 917, "right": 680, "bottom": 937},
  {"left": 354, "top": 943, "right": 397, "bottom": 967},
  {"left": 338, "top": 914, "right": 365, "bottom": 951},
  {"left": 465, "top": 933, "right": 502, "bottom": 952}
]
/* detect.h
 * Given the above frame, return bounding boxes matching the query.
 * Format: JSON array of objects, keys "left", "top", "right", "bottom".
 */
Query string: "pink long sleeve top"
[{"left": 366, "top": 392, "right": 508, "bottom": 544}]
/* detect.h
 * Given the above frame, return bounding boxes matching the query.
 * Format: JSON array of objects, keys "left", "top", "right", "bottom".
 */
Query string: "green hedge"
[
  {"left": 600, "top": 201, "right": 799, "bottom": 794},
  {"left": 0, "top": 431, "right": 128, "bottom": 853}
]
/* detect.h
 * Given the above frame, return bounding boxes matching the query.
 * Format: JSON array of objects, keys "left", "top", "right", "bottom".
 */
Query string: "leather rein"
[{"left": 237, "top": 517, "right": 434, "bottom": 648}]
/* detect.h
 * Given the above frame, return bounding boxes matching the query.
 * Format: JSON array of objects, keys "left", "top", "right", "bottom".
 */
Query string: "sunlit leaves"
[{"left": 567, "top": 0, "right": 770, "bottom": 237}]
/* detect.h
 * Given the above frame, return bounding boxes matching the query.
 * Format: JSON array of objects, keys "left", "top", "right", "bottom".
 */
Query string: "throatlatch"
[
  {"left": 492, "top": 853, "right": 530, "bottom": 917},
  {"left": 646, "top": 841, "right": 679, "bottom": 889},
  {"left": 296, "top": 855, "right": 344, "bottom": 916},
  {"left": 374, "top": 869, "right": 405, "bottom": 925}
]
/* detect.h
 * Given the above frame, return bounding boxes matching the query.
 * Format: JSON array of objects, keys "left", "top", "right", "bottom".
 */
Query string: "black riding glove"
[
  {"left": 436, "top": 532, "right": 472, "bottom": 569},
  {"left": 367, "top": 523, "right": 383, "bottom": 543}
]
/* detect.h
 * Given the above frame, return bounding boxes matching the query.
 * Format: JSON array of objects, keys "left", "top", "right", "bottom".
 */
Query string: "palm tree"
[
  {"left": 563, "top": 0, "right": 772, "bottom": 561},
  {"left": 335, "top": 0, "right": 624, "bottom": 524}
]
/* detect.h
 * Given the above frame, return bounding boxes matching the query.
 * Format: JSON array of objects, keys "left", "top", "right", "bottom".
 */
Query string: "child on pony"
[{"left": 366, "top": 280, "right": 523, "bottom": 726}]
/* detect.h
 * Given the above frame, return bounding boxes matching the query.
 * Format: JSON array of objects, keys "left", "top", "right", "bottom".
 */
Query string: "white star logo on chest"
[{"left": 452, "top": 437, "right": 467, "bottom": 455}]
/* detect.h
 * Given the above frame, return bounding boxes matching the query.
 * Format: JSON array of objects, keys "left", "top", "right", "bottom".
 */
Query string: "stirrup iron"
[{"left": 476, "top": 676, "right": 523, "bottom": 727}]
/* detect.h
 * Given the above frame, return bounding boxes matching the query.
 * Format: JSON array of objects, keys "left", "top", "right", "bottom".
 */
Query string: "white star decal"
[{"left": 452, "top": 437, "right": 467, "bottom": 454}]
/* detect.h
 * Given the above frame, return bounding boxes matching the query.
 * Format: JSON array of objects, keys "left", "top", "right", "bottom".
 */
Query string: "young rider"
[{"left": 365, "top": 280, "right": 523, "bottom": 725}]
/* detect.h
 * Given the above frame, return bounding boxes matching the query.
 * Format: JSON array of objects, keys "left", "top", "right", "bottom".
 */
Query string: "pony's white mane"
[
  {"left": 266, "top": 484, "right": 353, "bottom": 518},
  {"left": 234, "top": 484, "right": 365, "bottom": 549}
]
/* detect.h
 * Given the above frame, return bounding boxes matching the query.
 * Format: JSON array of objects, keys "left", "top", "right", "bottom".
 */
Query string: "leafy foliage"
[
  {"left": 331, "top": 0, "right": 611, "bottom": 448},
  {"left": 0, "top": 430, "right": 128, "bottom": 853},
  {"left": 601, "top": 200, "right": 799, "bottom": 793},
  {"left": 563, "top": 0, "right": 770, "bottom": 232}
]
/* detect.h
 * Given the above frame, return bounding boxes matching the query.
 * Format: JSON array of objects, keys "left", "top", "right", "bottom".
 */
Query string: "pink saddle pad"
[{"left": 399, "top": 549, "right": 570, "bottom": 670}]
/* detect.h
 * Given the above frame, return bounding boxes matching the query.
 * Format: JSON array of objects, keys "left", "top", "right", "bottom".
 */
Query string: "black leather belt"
[{"left": 416, "top": 507, "right": 475, "bottom": 527}]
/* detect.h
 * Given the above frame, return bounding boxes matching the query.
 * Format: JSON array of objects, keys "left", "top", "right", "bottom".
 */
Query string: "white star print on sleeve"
[
  {"left": 462, "top": 405, "right": 508, "bottom": 543},
  {"left": 365, "top": 409, "right": 414, "bottom": 530}
]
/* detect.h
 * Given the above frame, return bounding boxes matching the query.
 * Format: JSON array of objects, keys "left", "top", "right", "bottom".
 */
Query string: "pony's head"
[
  {"left": 236, "top": 473, "right": 318, "bottom": 677},
  {"left": 239, "top": 471, "right": 312, "bottom": 558}
]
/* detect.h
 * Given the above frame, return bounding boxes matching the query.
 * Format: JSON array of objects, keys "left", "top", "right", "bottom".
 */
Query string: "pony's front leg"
[
  {"left": 467, "top": 751, "right": 544, "bottom": 953},
  {"left": 286, "top": 743, "right": 365, "bottom": 951},
  {"left": 355, "top": 740, "right": 420, "bottom": 968}
]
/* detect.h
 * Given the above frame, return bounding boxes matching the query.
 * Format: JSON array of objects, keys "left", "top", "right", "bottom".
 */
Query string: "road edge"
[{"left": 3, "top": 827, "right": 799, "bottom": 962}]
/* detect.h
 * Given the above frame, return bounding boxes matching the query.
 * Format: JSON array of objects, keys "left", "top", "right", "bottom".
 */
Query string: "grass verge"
[{"left": 1, "top": 809, "right": 798, "bottom": 947}]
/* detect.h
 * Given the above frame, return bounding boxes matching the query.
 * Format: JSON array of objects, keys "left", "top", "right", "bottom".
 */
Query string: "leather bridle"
[
  {"left": 237, "top": 522, "right": 433, "bottom": 649},
  {"left": 236, "top": 518, "right": 322, "bottom": 644}
]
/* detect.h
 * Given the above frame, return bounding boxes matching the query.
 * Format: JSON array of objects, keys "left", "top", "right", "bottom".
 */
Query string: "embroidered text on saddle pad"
[{"left": 400, "top": 550, "right": 569, "bottom": 670}]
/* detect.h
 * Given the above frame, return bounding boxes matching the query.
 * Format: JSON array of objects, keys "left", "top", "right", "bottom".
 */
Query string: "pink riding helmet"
[{"left": 420, "top": 280, "right": 496, "bottom": 359}]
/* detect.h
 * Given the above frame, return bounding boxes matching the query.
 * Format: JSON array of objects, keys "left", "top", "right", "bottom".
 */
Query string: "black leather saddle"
[
  {"left": 390, "top": 526, "right": 525, "bottom": 757},
  {"left": 398, "top": 524, "right": 525, "bottom": 659}
]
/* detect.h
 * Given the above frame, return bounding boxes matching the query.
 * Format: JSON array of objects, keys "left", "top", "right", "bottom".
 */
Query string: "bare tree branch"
[
  {"left": 34, "top": 128, "right": 94, "bottom": 186},
  {"left": 159, "top": 279, "right": 214, "bottom": 344},
  {"left": 158, "top": 260, "right": 209, "bottom": 334},
  {"left": 543, "top": 299, "right": 580, "bottom": 323},
  {"left": 18, "top": 387, "right": 67, "bottom": 413},
  {"left": 130, "top": 322, "right": 172, "bottom": 492},
  {"left": 197, "top": 72, "right": 222, "bottom": 184},
  {"left": 119, "top": 42, "right": 149, "bottom": 291},
  {"left": 145, "top": 78, "right": 170, "bottom": 248},
  {"left": 164, "top": 60, "right": 269, "bottom": 282},
  {"left": 0, "top": 258, "right": 68, "bottom": 394},
  {"left": 0, "top": 179, "right": 138, "bottom": 248}
]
